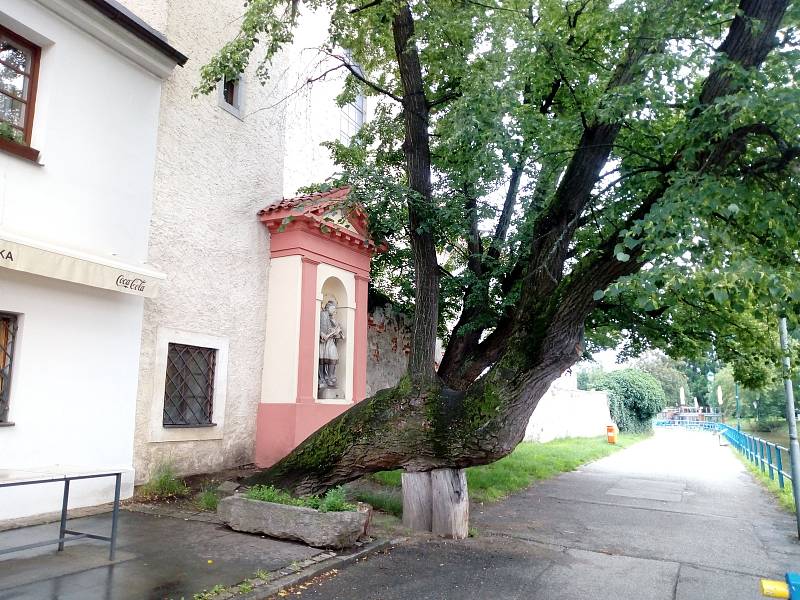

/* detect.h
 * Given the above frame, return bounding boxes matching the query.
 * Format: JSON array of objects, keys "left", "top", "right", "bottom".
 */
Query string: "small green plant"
[
  {"left": 254, "top": 569, "right": 271, "bottom": 581},
  {"left": 193, "top": 584, "right": 226, "bottom": 600},
  {"left": 468, "top": 526, "right": 479, "bottom": 538},
  {"left": 196, "top": 487, "right": 219, "bottom": 511},
  {"left": 140, "top": 463, "right": 190, "bottom": 500},
  {"left": 0, "top": 122, "right": 22, "bottom": 144},
  {"left": 237, "top": 579, "right": 254, "bottom": 594},
  {"left": 289, "top": 560, "right": 302, "bottom": 572},
  {"left": 245, "top": 485, "right": 355, "bottom": 512}
]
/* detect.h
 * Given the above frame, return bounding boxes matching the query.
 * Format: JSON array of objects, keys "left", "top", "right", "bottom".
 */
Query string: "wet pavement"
[
  {"left": 287, "top": 429, "right": 800, "bottom": 599},
  {"left": 0, "top": 509, "right": 320, "bottom": 599}
]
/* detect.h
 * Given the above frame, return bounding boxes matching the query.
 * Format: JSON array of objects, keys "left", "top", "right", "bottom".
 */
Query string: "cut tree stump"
[
  {"left": 402, "top": 471, "right": 432, "bottom": 532},
  {"left": 431, "top": 468, "right": 469, "bottom": 539}
]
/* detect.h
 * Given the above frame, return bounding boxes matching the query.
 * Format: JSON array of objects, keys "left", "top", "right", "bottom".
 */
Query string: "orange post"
[{"left": 606, "top": 425, "right": 618, "bottom": 444}]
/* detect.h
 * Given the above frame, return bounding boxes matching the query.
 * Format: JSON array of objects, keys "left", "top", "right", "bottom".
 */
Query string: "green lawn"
[{"left": 370, "top": 433, "right": 649, "bottom": 504}]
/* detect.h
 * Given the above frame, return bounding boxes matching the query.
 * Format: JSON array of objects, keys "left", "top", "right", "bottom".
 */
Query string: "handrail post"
[
  {"left": 768, "top": 443, "right": 775, "bottom": 480},
  {"left": 776, "top": 447, "right": 785, "bottom": 489}
]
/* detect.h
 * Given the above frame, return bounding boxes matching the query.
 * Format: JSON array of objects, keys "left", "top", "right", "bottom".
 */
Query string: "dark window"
[
  {"left": 222, "top": 76, "right": 237, "bottom": 107},
  {"left": 0, "top": 313, "right": 18, "bottom": 423},
  {"left": 163, "top": 343, "right": 216, "bottom": 427},
  {"left": 0, "top": 26, "right": 40, "bottom": 147}
]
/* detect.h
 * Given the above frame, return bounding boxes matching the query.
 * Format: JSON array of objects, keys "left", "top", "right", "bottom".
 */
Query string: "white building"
[{"left": 0, "top": 0, "right": 185, "bottom": 519}]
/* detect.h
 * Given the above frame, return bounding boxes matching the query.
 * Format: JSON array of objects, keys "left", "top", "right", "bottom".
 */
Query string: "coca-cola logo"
[{"left": 116, "top": 274, "right": 146, "bottom": 292}]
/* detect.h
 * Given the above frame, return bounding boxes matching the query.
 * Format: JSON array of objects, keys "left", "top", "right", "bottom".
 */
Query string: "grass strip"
[
  {"left": 730, "top": 447, "right": 796, "bottom": 513},
  {"left": 371, "top": 433, "right": 650, "bottom": 504}
]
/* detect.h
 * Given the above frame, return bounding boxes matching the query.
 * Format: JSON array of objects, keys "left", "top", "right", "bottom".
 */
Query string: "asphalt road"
[{"left": 284, "top": 429, "right": 800, "bottom": 600}]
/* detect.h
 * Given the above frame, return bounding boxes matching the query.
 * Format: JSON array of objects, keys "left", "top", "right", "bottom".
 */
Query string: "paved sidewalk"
[
  {"left": 0, "top": 509, "right": 322, "bottom": 599},
  {"left": 291, "top": 429, "right": 800, "bottom": 599}
]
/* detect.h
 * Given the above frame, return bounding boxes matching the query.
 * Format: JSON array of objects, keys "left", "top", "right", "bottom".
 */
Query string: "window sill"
[
  {"left": 0, "top": 421, "right": 15, "bottom": 427},
  {"left": 163, "top": 423, "right": 217, "bottom": 429},
  {"left": 0, "top": 138, "right": 40, "bottom": 163}
]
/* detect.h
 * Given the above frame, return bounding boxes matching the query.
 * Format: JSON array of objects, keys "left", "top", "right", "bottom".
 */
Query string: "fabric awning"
[{"left": 0, "top": 230, "right": 164, "bottom": 298}]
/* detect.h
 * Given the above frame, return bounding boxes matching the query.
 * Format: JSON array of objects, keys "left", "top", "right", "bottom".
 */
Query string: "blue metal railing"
[
  {"left": 654, "top": 419, "right": 719, "bottom": 432},
  {"left": 719, "top": 423, "right": 793, "bottom": 489}
]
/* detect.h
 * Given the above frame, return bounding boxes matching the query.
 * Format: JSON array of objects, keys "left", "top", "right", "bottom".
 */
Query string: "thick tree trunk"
[{"left": 393, "top": 2, "right": 439, "bottom": 385}]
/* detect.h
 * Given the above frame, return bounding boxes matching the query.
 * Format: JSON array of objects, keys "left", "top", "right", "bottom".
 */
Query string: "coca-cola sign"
[{"left": 116, "top": 274, "right": 147, "bottom": 293}]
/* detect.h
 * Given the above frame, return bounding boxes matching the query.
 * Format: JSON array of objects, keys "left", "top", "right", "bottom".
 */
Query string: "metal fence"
[
  {"left": 653, "top": 419, "right": 719, "bottom": 432},
  {"left": 719, "top": 423, "right": 793, "bottom": 490}
]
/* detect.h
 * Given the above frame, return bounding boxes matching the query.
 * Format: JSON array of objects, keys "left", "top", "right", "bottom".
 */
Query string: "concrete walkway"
[
  {"left": 0, "top": 509, "right": 323, "bottom": 599},
  {"left": 292, "top": 429, "right": 800, "bottom": 599}
]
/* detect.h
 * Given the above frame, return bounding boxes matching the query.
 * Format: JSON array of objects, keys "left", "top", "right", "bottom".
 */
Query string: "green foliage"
[
  {"left": 577, "top": 365, "right": 605, "bottom": 391},
  {"left": 353, "top": 490, "right": 402, "bottom": 517},
  {"left": 196, "top": 487, "right": 219, "bottom": 511},
  {"left": 634, "top": 352, "right": 690, "bottom": 406},
  {"left": 0, "top": 122, "right": 22, "bottom": 144},
  {"left": 245, "top": 485, "right": 356, "bottom": 512},
  {"left": 140, "top": 463, "right": 190, "bottom": 500},
  {"left": 200, "top": 0, "right": 800, "bottom": 386},
  {"left": 596, "top": 369, "right": 666, "bottom": 433},
  {"left": 193, "top": 584, "right": 226, "bottom": 600}
]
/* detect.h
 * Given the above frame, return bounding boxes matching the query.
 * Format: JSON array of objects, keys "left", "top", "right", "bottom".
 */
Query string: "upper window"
[
  {"left": 340, "top": 93, "right": 365, "bottom": 143},
  {"left": 163, "top": 342, "right": 217, "bottom": 427},
  {"left": 0, "top": 26, "right": 40, "bottom": 148},
  {"left": 218, "top": 74, "right": 242, "bottom": 118},
  {"left": 0, "top": 312, "right": 19, "bottom": 423}
]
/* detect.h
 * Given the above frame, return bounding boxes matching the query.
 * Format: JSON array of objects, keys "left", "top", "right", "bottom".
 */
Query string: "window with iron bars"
[
  {"left": 163, "top": 342, "right": 216, "bottom": 427},
  {"left": 0, "top": 312, "right": 18, "bottom": 423}
]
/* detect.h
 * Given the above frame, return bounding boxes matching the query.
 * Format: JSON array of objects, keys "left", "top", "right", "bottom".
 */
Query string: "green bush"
[
  {"left": 597, "top": 369, "right": 666, "bottom": 433},
  {"left": 245, "top": 485, "right": 355, "bottom": 512},
  {"left": 140, "top": 463, "right": 190, "bottom": 500},
  {"left": 196, "top": 487, "right": 219, "bottom": 511}
]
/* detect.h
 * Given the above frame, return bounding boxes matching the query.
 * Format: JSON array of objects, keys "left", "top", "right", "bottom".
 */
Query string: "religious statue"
[{"left": 319, "top": 300, "right": 344, "bottom": 390}]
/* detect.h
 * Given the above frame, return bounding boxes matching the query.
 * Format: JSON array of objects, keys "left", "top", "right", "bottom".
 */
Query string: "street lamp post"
[
  {"left": 735, "top": 382, "right": 740, "bottom": 431},
  {"left": 778, "top": 317, "right": 800, "bottom": 539}
]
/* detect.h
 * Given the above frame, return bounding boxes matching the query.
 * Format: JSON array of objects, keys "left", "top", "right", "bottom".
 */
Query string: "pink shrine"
[{"left": 254, "top": 187, "right": 380, "bottom": 466}]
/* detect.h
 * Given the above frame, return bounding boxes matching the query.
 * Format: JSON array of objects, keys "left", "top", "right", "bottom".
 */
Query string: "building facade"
[{"left": 0, "top": 0, "right": 184, "bottom": 519}]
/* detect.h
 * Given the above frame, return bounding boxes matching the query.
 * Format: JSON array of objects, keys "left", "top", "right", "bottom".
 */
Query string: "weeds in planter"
[
  {"left": 196, "top": 487, "right": 219, "bottom": 511},
  {"left": 245, "top": 485, "right": 355, "bottom": 512},
  {"left": 140, "top": 463, "right": 190, "bottom": 500}
]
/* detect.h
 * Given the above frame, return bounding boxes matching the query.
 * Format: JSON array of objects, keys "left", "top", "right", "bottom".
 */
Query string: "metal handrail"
[{"left": 719, "top": 423, "right": 792, "bottom": 488}]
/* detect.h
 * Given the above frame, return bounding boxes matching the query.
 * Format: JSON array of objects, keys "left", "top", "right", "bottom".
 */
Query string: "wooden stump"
[
  {"left": 431, "top": 468, "right": 469, "bottom": 539},
  {"left": 402, "top": 471, "right": 432, "bottom": 532}
]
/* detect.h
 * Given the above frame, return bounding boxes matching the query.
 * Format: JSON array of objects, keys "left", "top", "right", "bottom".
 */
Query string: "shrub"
[
  {"left": 597, "top": 369, "right": 666, "bottom": 433},
  {"left": 140, "top": 463, "right": 190, "bottom": 500},
  {"left": 196, "top": 487, "right": 219, "bottom": 511}
]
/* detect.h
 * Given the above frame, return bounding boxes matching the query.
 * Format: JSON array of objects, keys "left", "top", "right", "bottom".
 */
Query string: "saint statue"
[{"left": 319, "top": 300, "right": 344, "bottom": 390}]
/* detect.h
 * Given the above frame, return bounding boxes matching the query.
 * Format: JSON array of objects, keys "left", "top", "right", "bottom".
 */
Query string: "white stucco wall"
[
  {"left": 128, "top": 0, "right": 287, "bottom": 483},
  {"left": 524, "top": 374, "right": 613, "bottom": 443},
  {"left": 0, "top": 1, "right": 168, "bottom": 519},
  {"left": 0, "top": 271, "right": 141, "bottom": 519},
  {"left": 0, "top": 0, "right": 162, "bottom": 262}
]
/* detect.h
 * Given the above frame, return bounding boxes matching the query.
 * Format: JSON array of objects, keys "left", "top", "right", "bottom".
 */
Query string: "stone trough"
[{"left": 217, "top": 495, "right": 369, "bottom": 549}]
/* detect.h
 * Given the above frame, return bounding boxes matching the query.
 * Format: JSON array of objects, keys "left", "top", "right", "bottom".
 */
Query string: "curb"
[{"left": 239, "top": 537, "right": 405, "bottom": 600}]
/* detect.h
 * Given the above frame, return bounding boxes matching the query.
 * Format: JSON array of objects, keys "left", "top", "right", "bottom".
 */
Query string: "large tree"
[{"left": 199, "top": 0, "right": 799, "bottom": 493}]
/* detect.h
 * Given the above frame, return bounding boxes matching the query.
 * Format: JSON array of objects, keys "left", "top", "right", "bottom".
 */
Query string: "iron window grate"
[
  {"left": 0, "top": 313, "right": 18, "bottom": 423},
  {"left": 163, "top": 343, "right": 216, "bottom": 427}
]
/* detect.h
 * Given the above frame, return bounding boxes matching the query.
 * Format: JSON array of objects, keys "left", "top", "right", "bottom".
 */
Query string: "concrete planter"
[{"left": 218, "top": 495, "right": 368, "bottom": 549}]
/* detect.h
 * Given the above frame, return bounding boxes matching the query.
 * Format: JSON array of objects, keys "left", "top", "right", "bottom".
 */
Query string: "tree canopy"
[{"left": 198, "top": 0, "right": 800, "bottom": 492}]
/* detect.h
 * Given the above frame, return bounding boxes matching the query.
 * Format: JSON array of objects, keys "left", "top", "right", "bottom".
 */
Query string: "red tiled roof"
[{"left": 258, "top": 186, "right": 352, "bottom": 214}]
